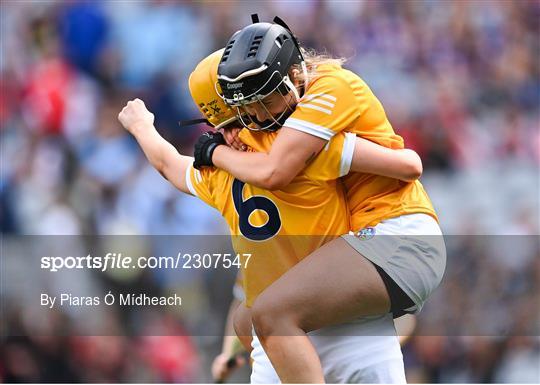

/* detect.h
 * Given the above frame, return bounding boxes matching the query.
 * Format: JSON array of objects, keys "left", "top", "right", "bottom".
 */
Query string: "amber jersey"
[
  {"left": 284, "top": 64, "right": 438, "bottom": 231},
  {"left": 186, "top": 129, "right": 355, "bottom": 305}
]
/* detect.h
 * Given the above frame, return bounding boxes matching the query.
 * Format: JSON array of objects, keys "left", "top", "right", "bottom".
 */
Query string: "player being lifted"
[
  {"left": 193, "top": 15, "right": 447, "bottom": 383},
  {"left": 118, "top": 48, "right": 424, "bottom": 383},
  {"left": 188, "top": 50, "right": 421, "bottom": 383}
]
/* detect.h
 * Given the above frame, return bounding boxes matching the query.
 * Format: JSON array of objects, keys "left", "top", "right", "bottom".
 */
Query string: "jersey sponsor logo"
[{"left": 355, "top": 227, "right": 375, "bottom": 240}]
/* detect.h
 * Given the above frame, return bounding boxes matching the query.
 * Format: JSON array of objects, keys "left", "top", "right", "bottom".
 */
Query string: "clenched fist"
[
  {"left": 118, "top": 98, "right": 154, "bottom": 134},
  {"left": 211, "top": 352, "right": 246, "bottom": 383}
]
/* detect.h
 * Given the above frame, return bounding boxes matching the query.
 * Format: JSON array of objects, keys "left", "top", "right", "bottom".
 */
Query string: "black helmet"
[{"left": 216, "top": 16, "right": 308, "bottom": 131}]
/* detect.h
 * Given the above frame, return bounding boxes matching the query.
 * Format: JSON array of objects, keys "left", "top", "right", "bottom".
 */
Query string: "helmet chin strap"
[
  {"left": 282, "top": 61, "right": 308, "bottom": 103},
  {"left": 283, "top": 75, "right": 300, "bottom": 102}
]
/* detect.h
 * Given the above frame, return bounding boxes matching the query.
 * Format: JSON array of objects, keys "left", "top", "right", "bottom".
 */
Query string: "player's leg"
[
  {"left": 251, "top": 214, "right": 445, "bottom": 383},
  {"left": 251, "top": 314, "right": 408, "bottom": 384},
  {"left": 232, "top": 302, "right": 281, "bottom": 383},
  {"left": 251, "top": 237, "right": 391, "bottom": 383},
  {"left": 233, "top": 302, "right": 255, "bottom": 352}
]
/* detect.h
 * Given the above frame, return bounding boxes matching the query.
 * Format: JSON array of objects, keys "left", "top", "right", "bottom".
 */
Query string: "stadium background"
[{"left": 1, "top": 0, "right": 538, "bottom": 383}]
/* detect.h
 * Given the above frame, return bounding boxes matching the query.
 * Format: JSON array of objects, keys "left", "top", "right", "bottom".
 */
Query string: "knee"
[
  {"left": 233, "top": 309, "right": 253, "bottom": 352},
  {"left": 251, "top": 295, "right": 277, "bottom": 338},
  {"left": 251, "top": 292, "right": 298, "bottom": 338},
  {"left": 233, "top": 304, "right": 251, "bottom": 337}
]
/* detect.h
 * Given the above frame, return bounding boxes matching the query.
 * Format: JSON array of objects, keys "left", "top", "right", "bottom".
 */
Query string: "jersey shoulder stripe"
[
  {"left": 303, "top": 93, "right": 337, "bottom": 102},
  {"left": 297, "top": 102, "right": 332, "bottom": 115},
  {"left": 284, "top": 117, "right": 335, "bottom": 140},
  {"left": 298, "top": 93, "right": 338, "bottom": 114}
]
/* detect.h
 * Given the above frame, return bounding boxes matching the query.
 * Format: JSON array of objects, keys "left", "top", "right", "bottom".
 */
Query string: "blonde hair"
[{"left": 291, "top": 47, "right": 347, "bottom": 85}]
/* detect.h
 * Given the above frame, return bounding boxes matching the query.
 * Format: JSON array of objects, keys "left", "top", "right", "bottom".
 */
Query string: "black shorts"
[{"left": 373, "top": 263, "right": 416, "bottom": 319}]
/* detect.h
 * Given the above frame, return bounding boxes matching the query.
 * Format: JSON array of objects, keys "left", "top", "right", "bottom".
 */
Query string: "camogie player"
[
  {"left": 119, "top": 49, "right": 424, "bottom": 383},
  {"left": 188, "top": 51, "right": 420, "bottom": 384},
  {"left": 195, "top": 16, "right": 447, "bottom": 383}
]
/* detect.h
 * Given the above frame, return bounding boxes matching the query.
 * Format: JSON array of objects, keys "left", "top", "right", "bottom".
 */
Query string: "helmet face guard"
[
  {"left": 235, "top": 103, "right": 294, "bottom": 132},
  {"left": 234, "top": 76, "right": 297, "bottom": 131},
  {"left": 217, "top": 16, "right": 307, "bottom": 131}
]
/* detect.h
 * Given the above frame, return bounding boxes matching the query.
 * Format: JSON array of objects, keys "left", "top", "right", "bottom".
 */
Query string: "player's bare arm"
[
  {"left": 118, "top": 98, "right": 193, "bottom": 194},
  {"left": 351, "top": 138, "right": 422, "bottom": 182},
  {"left": 215, "top": 126, "right": 422, "bottom": 189},
  {"left": 213, "top": 126, "right": 326, "bottom": 190}
]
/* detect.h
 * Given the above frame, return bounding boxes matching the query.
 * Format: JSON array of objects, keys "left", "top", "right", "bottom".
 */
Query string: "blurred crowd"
[{"left": 1, "top": 0, "right": 538, "bottom": 383}]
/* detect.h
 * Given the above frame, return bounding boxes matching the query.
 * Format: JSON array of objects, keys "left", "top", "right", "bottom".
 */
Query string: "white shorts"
[
  {"left": 342, "top": 214, "right": 446, "bottom": 314},
  {"left": 250, "top": 314, "right": 406, "bottom": 384},
  {"left": 250, "top": 334, "right": 280, "bottom": 384}
]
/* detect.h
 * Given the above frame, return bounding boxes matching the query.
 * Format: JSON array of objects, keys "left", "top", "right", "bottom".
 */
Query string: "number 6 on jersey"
[{"left": 232, "top": 179, "right": 282, "bottom": 241}]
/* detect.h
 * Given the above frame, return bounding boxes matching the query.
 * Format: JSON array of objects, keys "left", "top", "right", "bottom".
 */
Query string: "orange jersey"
[
  {"left": 284, "top": 64, "right": 438, "bottom": 231},
  {"left": 186, "top": 129, "right": 355, "bottom": 305}
]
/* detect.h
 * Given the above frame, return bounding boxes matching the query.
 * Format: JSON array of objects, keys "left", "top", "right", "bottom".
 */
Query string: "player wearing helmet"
[
  {"left": 194, "top": 16, "right": 446, "bottom": 383},
  {"left": 119, "top": 48, "right": 425, "bottom": 383},
  {"left": 189, "top": 49, "right": 427, "bottom": 383}
]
